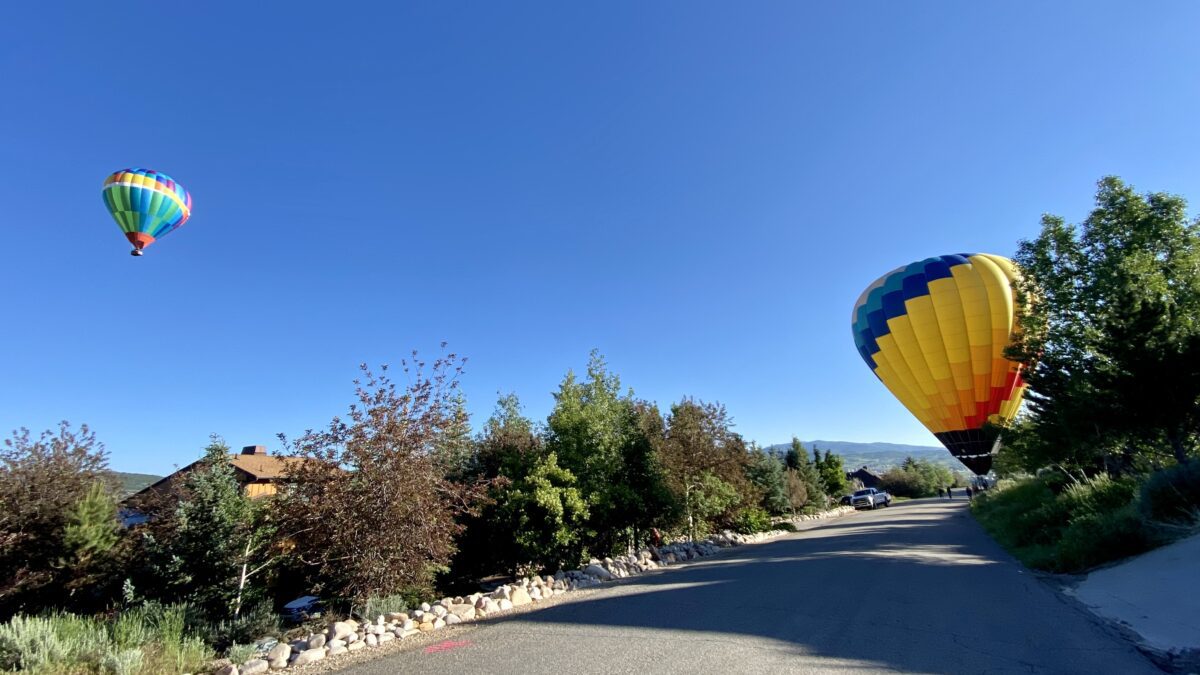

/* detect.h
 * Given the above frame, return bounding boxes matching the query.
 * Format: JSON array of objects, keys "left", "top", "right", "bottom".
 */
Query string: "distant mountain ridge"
[
  {"left": 764, "top": 440, "right": 967, "bottom": 475},
  {"left": 111, "top": 471, "right": 161, "bottom": 496}
]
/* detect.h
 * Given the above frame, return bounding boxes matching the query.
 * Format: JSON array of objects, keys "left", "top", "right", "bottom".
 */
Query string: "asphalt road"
[{"left": 341, "top": 499, "right": 1158, "bottom": 674}]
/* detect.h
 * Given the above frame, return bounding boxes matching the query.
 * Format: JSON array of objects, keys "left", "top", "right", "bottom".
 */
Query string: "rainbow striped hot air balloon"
[
  {"left": 102, "top": 168, "right": 192, "bottom": 256},
  {"left": 851, "top": 254, "right": 1027, "bottom": 475}
]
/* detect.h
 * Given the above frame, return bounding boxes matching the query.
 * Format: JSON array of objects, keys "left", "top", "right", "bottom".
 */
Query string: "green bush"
[
  {"left": 1140, "top": 458, "right": 1200, "bottom": 527},
  {"left": 363, "top": 593, "right": 410, "bottom": 620},
  {"left": 1056, "top": 505, "right": 1157, "bottom": 571},
  {"left": 225, "top": 642, "right": 258, "bottom": 664},
  {"left": 733, "top": 508, "right": 772, "bottom": 534},
  {"left": 972, "top": 473, "right": 1157, "bottom": 573},
  {"left": 773, "top": 522, "right": 797, "bottom": 532},
  {"left": 0, "top": 605, "right": 213, "bottom": 675},
  {"left": 201, "top": 601, "right": 279, "bottom": 652}
]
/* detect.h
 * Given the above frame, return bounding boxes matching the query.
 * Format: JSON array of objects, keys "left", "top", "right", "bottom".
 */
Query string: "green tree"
[
  {"left": 545, "top": 351, "right": 673, "bottom": 554},
  {"left": 1010, "top": 177, "right": 1200, "bottom": 473},
  {"left": 0, "top": 423, "right": 121, "bottom": 616},
  {"left": 141, "top": 438, "right": 273, "bottom": 618},
  {"left": 445, "top": 393, "right": 545, "bottom": 585},
  {"left": 786, "top": 438, "right": 827, "bottom": 508},
  {"left": 60, "top": 482, "right": 121, "bottom": 595},
  {"left": 745, "top": 447, "right": 789, "bottom": 515},
  {"left": 817, "top": 449, "right": 850, "bottom": 497},
  {"left": 660, "top": 399, "right": 751, "bottom": 539},
  {"left": 496, "top": 453, "right": 590, "bottom": 573}
]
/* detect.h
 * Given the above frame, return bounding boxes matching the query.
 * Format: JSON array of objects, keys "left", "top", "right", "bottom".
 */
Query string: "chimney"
[{"left": 241, "top": 445, "right": 267, "bottom": 455}]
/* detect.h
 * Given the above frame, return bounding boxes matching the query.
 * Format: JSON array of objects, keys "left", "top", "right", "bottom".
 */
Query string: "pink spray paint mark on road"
[{"left": 424, "top": 640, "right": 472, "bottom": 654}]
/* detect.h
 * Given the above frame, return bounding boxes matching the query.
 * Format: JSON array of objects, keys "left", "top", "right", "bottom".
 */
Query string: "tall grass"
[
  {"left": 0, "top": 604, "right": 212, "bottom": 674},
  {"left": 972, "top": 472, "right": 1161, "bottom": 572}
]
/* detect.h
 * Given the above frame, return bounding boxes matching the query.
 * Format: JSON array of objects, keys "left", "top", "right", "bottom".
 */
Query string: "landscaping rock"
[
  {"left": 386, "top": 612, "right": 408, "bottom": 622},
  {"left": 510, "top": 587, "right": 533, "bottom": 606},
  {"left": 268, "top": 657, "right": 288, "bottom": 670},
  {"left": 292, "top": 649, "right": 325, "bottom": 666},
  {"left": 445, "top": 613, "right": 461, "bottom": 625},
  {"left": 328, "top": 644, "right": 347, "bottom": 657},
  {"left": 585, "top": 564, "right": 615, "bottom": 581},
  {"left": 450, "top": 604, "right": 476, "bottom": 620},
  {"left": 366, "top": 634, "right": 378, "bottom": 647},
  {"left": 242, "top": 660, "right": 268, "bottom": 675},
  {"left": 498, "top": 598, "right": 513, "bottom": 611},
  {"left": 215, "top": 665, "right": 238, "bottom": 675},
  {"left": 267, "top": 643, "right": 291, "bottom": 664},
  {"left": 348, "top": 641, "right": 365, "bottom": 652},
  {"left": 484, "top": 599, "right": 500, "bottom": 614},
  {"left": 379, "top": 631, "right": 395, "bottom": 643},
  {"left": 326, "top": 638, "right": 346, "bottom": 650},
  {"left": 329, "top": 621, "right": 355, "bottom": 641},
  {"left": 307, "top": 633, "right": 326, "bottom": 650}
]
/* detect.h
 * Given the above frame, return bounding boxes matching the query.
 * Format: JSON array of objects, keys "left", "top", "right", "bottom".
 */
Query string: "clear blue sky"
[{"left": 2, "top": 2, "right": 1198, "bottom": 475}]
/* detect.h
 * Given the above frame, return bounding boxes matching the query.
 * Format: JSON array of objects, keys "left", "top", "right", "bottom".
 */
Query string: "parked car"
[
  {"left": 850, "top": 487, "right": 891, "bottom": 509},
  {"left": 839, "top": 494, "right": 853, "bottom": 506}
]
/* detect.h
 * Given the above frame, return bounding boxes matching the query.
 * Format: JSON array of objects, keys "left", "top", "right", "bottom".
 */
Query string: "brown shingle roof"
[{"left": 229, "top": 453, "right": 309, "bottom": 480}]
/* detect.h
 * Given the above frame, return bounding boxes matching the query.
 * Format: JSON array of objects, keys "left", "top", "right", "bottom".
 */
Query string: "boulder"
[
  {"left": 489, "top": 587, "right": 510, "bottom": 601},
  {"left": 268, "top": 658, "right": 288, "bottom": 670},
  {"left": 327, "top": 644, "right": 347, "bottom": 657},
  {"left": 431, "top": 604, "right": 448, "bottom": 618},
  {"left": 307, "top": 633, "right": 326, "bottom": 650},
  {"left": 585, "top": 564, "right": 615, "bottom": 581},
  {"left": 378, "top": 631, "right": 394, "bottom": 643},
  {"left": 365, "top": 633, "right": 378, "bottom": 647},
  {"left": 445, "top": 614, "right": 461, "bottom": 625},
  {"left": 432, "top": 617, "right": 446, "bottom": 629},
  {"left": 450, "top": 604, "right": 476, "bottom": 620},
  {"left": 387, "top": 612, "right": 408, "bottom": 623},
  {"left": 401, "top": 619, "right": 414, "bottom": 631},
  {"left": 347, "top": 641, "right": 365, "bottom": 652},
  {"left": 484, "top": 599, "right": 500, "bottom": 614},
  {"left": 346, "top": 632, "right": 359, "bottom": 644},
  {"left": 215, "top": 665, "right": 238, "bottom": 675},
  {"left": 498, "top": 598, "right": 513, "bottom": 611},
  {"left": 327, "top": 638, "right": 346, "bottom": 650},
  {"left": 328, "top": 621, "right": 355, "bottom": 641},
  {"left": 528, "top": 586, "right": 542, "bottom": 601},
  {"left": 419, "top": 602, "right": 431, "bottom": 612},
  {"left": 242, "top": 658, "right": 269, "bottom": 675},
  {"left": 510, "top": 587, "right": 533, "bottom": 606},
  {"left": 292, "top": 649, "right": 325, "bottom": 666},
  {"left": 266, "top": 643, "right": 291, "bottom": 664}
]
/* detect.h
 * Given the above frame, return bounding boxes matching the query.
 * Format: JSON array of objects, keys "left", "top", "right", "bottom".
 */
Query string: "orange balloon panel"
[{"left": 851, "top": 254, "right": 1026, "bottom": 475}]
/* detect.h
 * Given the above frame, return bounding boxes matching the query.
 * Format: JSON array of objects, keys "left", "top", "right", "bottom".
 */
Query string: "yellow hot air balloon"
[{"left": 851, "top": 254, "right": 1027, "bottom": 475}]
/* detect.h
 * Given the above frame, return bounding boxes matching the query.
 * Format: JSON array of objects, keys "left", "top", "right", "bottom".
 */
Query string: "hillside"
[
  {"left": 765, "top": 440, "right": 968, "bottom": 475},
  {"left": 112, "top": 471, "right": 161, "bottom": 496}
]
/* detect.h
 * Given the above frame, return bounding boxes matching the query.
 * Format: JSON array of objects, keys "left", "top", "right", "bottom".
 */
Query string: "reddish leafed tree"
[
  {"left": 0, "top": 423, "right": 120, "bottom": 616},
  {"left": 273, "top": 349, "right": 485, "bottom": 602}
]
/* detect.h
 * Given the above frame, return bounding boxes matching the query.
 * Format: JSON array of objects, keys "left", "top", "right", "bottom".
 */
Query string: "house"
[
  {"left": 131, "top": 445, "right": 305, "bottom": 501},
  {"left": 847, "top": 466, "right": 881, "bottom": 489}
]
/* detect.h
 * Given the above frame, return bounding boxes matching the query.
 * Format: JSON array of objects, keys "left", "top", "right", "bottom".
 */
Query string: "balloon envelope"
[
  {"left": 102, "top": 168, "right": 192, "bottom": 254},
  {"left": 851, "top": 253, "right": 1027, "bottom": 475}
]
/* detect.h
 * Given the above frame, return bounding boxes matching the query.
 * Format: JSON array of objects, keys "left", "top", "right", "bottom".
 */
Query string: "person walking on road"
[
  {"left": 946, "top": 486, "right": 953, "bottom": 500},
  {"left": 966, "top": 486, "right": 974, "bottom": 501},
  {"left": 937, "top": 486, "right": 945, "bottom": 499}
]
